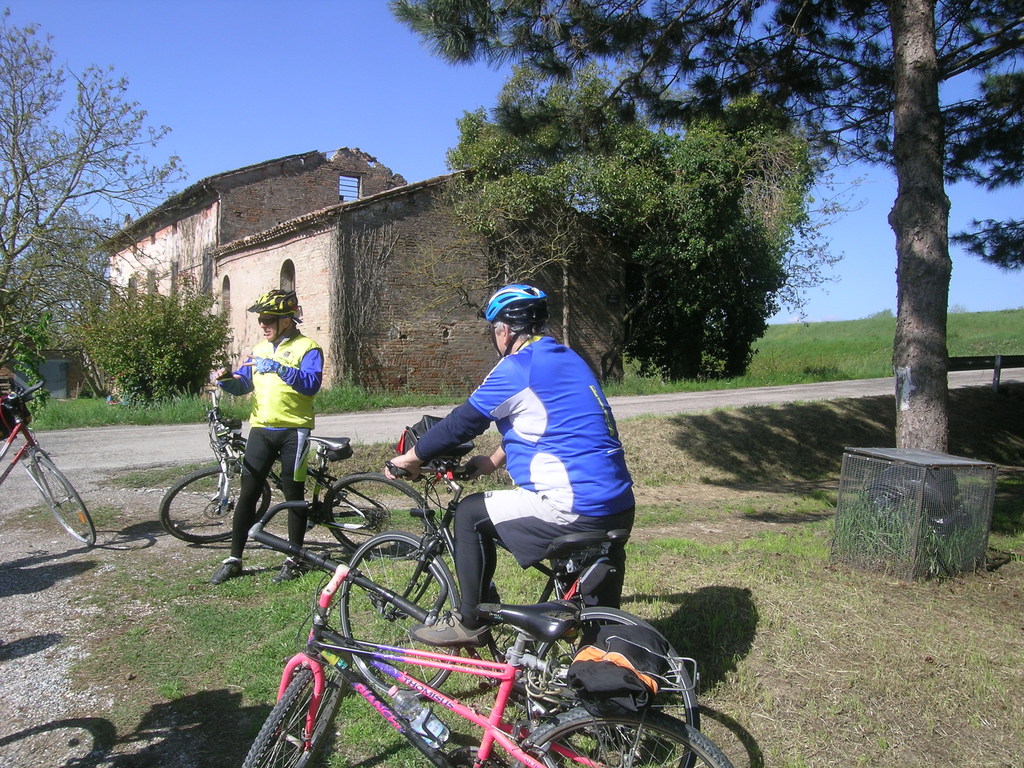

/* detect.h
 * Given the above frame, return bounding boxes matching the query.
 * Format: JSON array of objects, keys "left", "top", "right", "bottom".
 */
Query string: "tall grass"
[{"left": 31, "top": 307, "right": 1024, "bottom": 430}]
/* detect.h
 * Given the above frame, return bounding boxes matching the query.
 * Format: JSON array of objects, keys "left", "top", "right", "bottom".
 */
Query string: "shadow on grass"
[
  {"left": 633, "top": 585, "right": 759, "bottom": 690},
  {"left": 626, "top": 585, "right": 761, "bottom": 768},
  {"left": 0, "top": 691, "right": 271, "bottom": 768},
  {"left": 668, "top": 386, "right": 1024, "bottom": 486}
]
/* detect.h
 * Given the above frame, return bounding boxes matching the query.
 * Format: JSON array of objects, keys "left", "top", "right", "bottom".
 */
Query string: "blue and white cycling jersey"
[{"left": 468, "top": 336, "right": 634, "bottom": 517}]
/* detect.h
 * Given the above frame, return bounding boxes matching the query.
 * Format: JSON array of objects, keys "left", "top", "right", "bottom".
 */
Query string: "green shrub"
[{"left": 81, "top": 281, "right": 231, "bottom": 405}]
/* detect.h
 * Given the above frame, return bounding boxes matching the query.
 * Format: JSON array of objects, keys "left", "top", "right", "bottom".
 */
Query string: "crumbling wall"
[
  {"left": 218, "top": 149, "right": 406, "bottom": 244},
  {"left": 333, "top": 183, "right": 493, "bottom": 394}
]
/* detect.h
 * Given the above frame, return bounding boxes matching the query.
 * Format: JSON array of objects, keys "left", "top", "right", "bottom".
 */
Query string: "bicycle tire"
[
  {"left": 159, "top": 465, "right": 271, "bottom": 544},
  {"left": 320, "top": 473, "right": 426, "bottom": 550},
  {"left": 532, "top": 606, "right": 701, "bottom": 731},
  {"left": 242, "top": 666, "right": 343, "bottom": 768},
  {"left": 521, "top": 707, "right": 733, "bottom": 768},
  {"left": 27, "top": 450, "right": 96, "bottom": 546},
  {"left": 337, "top": 531, "right": 458, "bottom": 694}
]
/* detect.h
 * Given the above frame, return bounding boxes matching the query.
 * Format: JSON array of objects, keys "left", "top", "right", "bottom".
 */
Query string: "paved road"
[{"left": 3, "top": 368, "right": 1018, "bottom": 512}]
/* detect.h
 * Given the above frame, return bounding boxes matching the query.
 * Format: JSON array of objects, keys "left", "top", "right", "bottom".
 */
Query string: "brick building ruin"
[{"left": 108, "top": 147, "right": 624, "bottom": 394}]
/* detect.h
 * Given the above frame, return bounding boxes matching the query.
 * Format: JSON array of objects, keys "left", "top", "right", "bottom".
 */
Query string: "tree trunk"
[{"left": 887, "top": 0, "right": 951, "bottom": 452}]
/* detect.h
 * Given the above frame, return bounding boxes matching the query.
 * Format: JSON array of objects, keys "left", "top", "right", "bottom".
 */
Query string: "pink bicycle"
[
  {"left": 241, "top": 506, "right": 733, "bottom": 768},
  {"left": 0, "top": 382, "right": 95, "bottom": 546}
]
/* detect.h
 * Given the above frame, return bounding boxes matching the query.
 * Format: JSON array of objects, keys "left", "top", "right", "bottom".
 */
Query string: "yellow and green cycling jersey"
[{"left": 220, "top": 332, "right": 323, "bottom": 429}]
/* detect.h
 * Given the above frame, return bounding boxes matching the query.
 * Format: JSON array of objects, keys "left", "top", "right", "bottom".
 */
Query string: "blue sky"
[{"left": 8, "top": 0, "right": 1022, "bottom": 324}]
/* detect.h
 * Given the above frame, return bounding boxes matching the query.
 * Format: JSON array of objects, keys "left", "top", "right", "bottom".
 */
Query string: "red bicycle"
[{"left": 0, "top": 382, "right": 96, "bottom": 546}]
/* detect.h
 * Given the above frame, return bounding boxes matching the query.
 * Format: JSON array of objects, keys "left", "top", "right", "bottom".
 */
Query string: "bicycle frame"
[
  {"left": 246, "top": 500, "right": 713, "bottom": 768},
  {"left": 0, "top": 383, "right": 44, "bottom": 486},
  {"left": 413, "top": 462, "right": 623, "bottom": 603},
  {"left": 0, "top": 416, "right": 36, "bottom": 485},
  {"left": 200, "top": 388, "right": 340, "bottom": 513}
]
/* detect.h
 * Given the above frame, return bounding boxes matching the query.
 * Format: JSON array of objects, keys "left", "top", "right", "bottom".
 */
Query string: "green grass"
[
  {"left": 30, "top": 307, "right": 1024, "bottom": 430},
  {"left": 66, "top": 382, "right": 1024, "bottom": 767},
  {"left": 23, "top": 308, "right": 1022, "bottom": 766}
]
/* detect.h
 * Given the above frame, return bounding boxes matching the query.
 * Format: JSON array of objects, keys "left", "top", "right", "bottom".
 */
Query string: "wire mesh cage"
[{"left": 831, "top": 448, "right": 996, "bottom": 580}]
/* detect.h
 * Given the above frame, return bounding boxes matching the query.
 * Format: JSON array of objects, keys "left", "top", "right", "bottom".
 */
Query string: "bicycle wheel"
[
  {"left": 242, "top": 666, "right": 343, "bottom": 768},
  {"left": 159, "top": 465, "right": 271, "bottom": 544},
  {"left": 337, "top": 531, "right": 458, "bottom": 694},
  {"left": 26, "top": 450, "right": 96, "bottom": 546},
  {"left": 532, "top": 607, "right": 701, "bottom": 731},
  {"left": 320, "top": 473, "right": 426, "bottom": 550},
  {"left": 521, "top": 707, "right": 733, "bottom": 768}
]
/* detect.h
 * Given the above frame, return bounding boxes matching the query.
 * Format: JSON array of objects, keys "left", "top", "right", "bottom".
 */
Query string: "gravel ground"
[{"left": 0, "top": 463, "right": 195, "bottom": 768}]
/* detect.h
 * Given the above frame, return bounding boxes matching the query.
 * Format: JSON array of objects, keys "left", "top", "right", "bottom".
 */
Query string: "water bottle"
[{"left": 388, "top": 686, "right": 450, "bottom": 748}]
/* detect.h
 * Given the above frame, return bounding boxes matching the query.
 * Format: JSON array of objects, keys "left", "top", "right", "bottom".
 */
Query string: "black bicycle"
[
  {"left": 337, "top": 416, "right": 703, "bottom": 732},
  {"left": 158, "top": 389, "right": 424, "bottom": 549}
]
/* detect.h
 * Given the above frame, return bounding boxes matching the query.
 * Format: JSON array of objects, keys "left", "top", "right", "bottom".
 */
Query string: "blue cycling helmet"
[{"left": 480, "top": 284, "right": 548, "bottom": 328}]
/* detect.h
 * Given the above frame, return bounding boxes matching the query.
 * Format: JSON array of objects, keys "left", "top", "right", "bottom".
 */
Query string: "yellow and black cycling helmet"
[{"left": 247, "top": 289, "right": 298, "bottom": 317}]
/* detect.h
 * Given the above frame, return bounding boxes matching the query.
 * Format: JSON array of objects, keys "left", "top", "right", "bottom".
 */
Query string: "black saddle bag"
[{"left": 566, "top": 624, "right": 671, "bottom": 716}]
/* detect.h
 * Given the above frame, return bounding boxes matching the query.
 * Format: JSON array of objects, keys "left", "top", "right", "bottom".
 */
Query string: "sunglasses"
[{"left": 257, "top": 316, "right": 280, "bottom": 326}]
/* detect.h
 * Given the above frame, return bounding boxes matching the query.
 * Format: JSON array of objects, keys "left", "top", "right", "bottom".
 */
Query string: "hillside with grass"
[{"left": 744, "top": 307, "right": 1024, "bottom": 385}]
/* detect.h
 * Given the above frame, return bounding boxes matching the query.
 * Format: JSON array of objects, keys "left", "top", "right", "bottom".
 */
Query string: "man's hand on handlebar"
[{"left": 385, "top": 451, "right": 423, "bottom": 481}]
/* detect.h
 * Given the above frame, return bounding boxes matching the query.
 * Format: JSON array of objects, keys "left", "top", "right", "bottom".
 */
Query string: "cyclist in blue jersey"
[{"left": 386, "top": 283, "right": 635, "bottom": 646}]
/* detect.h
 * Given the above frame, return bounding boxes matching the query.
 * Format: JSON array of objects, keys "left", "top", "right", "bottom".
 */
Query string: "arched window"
[
  {"left": 280, "top": 260, "right": 295, "bottom": 292},
  {"left": 221, "top": 276, "right": 231, "bottom": 315}
]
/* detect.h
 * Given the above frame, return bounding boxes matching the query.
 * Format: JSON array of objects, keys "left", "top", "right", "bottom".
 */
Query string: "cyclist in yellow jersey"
[{"left": 210, "top": 290, "right": 323, "bottom": 585}]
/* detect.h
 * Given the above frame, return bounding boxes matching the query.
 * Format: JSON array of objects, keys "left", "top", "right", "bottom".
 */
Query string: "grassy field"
[
  {"left": 743, "top": 307, "right": 1024, "bottom": 385},
  {"left": 30, "top": 307, "right": 1024, "bottom": 430},
  {"left": 49, "top": 377, "right": 1023, "bottom": 767}
]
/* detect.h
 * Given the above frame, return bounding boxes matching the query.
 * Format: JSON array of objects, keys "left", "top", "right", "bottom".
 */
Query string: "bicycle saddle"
[
  {"left": 542, "top": 529, "right": 630, "bottom": 560},
  {"left": 309, "top": 436, "right": 353, "bottom": 462},
  {"left": 478, "top": 600, "right": 580, "bottom": 643}
]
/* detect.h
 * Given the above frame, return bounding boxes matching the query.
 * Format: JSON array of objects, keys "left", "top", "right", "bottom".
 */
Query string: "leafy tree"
[
  {"left": 0, "top": 12, "right": 180, "bottom": 364},
  {"left": 629, "top": 112, "right": 792, "bottom": 379},
  {"left": 392, "top": 0, "right": 1024, "bottom": 451},
  {"left": 77, "top": 281, "right": 230, "bottom": 404},
  {"left": 448, "top": 67, "right": 818, "bottom": 378}
]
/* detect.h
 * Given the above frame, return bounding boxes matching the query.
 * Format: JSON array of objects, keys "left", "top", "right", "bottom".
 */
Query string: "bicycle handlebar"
[
  {"left": 5, "top": 381, "right": 45, "bottom": 403},
  {"left": 385, "top": 460, "right": 410, "bottom": 478},
  {"left": 387, "top": 457, "right": 477, "bottom": 482}
]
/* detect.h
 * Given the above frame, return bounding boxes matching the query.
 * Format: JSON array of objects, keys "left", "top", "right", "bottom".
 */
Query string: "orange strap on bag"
[{"left": 572, "top": 645, "right": 660, "bottom": 695}]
